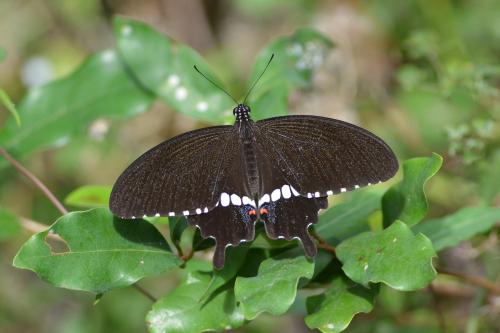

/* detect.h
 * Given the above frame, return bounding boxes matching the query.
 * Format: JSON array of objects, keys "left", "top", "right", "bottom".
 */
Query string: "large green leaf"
[
  {"left": 0, "top": 207, "right": 21, "bottom": 241},
  {"left": 113, "top": 17, "right": 233, "bottom": 124},
  {"left": 248, "top": 28, "right": 334, "bottom": 120},
  {"left": 13, "top": 208, "right": 180, "bottom": 293},
  {"left": 382, "top": 153, "right": 443, "bottom": 227},
  {"left": 64, "top": 185, "right": 111, "bottom": 208},
  {"left": 0, "top": 50, "right": 153, "bottom": 158},
  {"left": 305, "top": 276, "right": 375, "bottom": 333},
  {"left": 413, "top": 206, "right": 500, "bottom": 251},
  {"left": 315, "top": 190, "right": 383, "bottom": 244},
  {"left": 147, "top": 270, "right": 244, "bottom": 333},
  {"left": 336, "top": 221, "right": 436, "bottom": 291},
  {"left": 234, "top": 256, "right": 314, "bottom": 319}
]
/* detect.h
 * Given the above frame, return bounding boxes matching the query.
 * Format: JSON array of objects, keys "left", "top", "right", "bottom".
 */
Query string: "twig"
[
  {"left": 132, "top": 284, "right": 157, "bottom": 302},
  {"left": 0, "top": 147, "right": 68, "bottom": 215},
  {"left": 437, "top": 268, "right": 500, "bottom": 296},
  {"left": 428, "top": 283, "right": 448, "bottom": 333},
  {"left": 19, "top": 216, "right": 64, "bottom": 241}
]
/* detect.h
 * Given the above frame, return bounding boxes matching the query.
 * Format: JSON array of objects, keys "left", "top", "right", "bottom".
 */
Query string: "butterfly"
[{"left": 109, "top": 56, "right": 398, "bottom": 269}]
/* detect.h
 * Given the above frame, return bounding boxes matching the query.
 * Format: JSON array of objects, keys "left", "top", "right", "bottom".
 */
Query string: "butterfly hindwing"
[
  {"left": 187, "top": 205, "right": 256, "bottom": 269},
  {"left": 261, "top": 196, "right": 328, "bottom": 257},
  {"left": 255, "top": 115, "right": 398, "bottom": 197}
]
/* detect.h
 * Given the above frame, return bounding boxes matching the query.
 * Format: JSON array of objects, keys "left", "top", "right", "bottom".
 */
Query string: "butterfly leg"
[
  {"left": 187, "top": 205, "right": 257, "bottom": 269},
  {"left": 261, "top": 196, "right": 328, "bottom": 257}
]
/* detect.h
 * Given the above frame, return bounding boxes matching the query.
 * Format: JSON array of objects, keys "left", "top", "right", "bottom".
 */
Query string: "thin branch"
[
  {"left": 19, "top": 216, "right": 64, "bottom": 241},
  {"left": 437, "top": 268, "right": 500, "bottom": 296},
  {"left": 132, "top": 284, "right": 157, "bottom": 302},
  {"left": 428, "top": 283, "right": 448, "bottom": 333},
  {"left": 0, "top": 147, "right": 68, "bottom": 215}
]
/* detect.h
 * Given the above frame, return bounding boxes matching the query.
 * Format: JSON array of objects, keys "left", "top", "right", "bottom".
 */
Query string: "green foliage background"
[{"left": 0, "top": 1, "right": 498, "bottom": 333}]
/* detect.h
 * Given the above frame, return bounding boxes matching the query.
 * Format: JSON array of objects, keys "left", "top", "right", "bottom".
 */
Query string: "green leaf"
[
  {"left": 234, "top": 256, "right": 314, "bottom": 319},
  {"left": 64, "top": 185, "right": 112, "bottom": 208},
  {"left": 0, "top": 89, "right": 21, "bottom": 126},
  {"left": 147, "top": 270, "right": 244, "bottom": 333},
  {"left": 200, "top": 246, "right": 249, "bottom": 303},
  {"left": 113, "top": 17, "right": 233, "bottom": 124},
  {"left": 382, "top": 153, "right": 443, "bottom": 227},
  {"left": 248, "top": 28, "right": 334, "bottom": 120},
  {"left": 305, "top": 276, "right": 375, "bottom": 333},
  {"left": 336, "top": 221, "right": 436, "bottom": 291},
  {"left": 413, "top": 206, "right": 500, "bottom": 251},
  {"left": 315, "top": 190, "right": 383, "bottom": 244},
  {"left": 13, "top": 208, "right": 180, "bottom": 293},
  {"left": 0, "top": 50, "right": 153, "bottom": 159},
  {"left": 168, "top": 216, "right": 187, "bottom": 245},
  {"left": 0, "top": 207, "right": 21, "bottom": 241}
]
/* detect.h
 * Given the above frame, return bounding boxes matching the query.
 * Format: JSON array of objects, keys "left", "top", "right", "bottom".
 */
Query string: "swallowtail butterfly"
[{"left": 110, "top": 57, "right": 398, "bottom": 268}]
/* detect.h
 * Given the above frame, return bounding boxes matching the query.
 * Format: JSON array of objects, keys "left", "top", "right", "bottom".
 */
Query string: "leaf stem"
[
  {"left": 132, "top": 283, "right": 157, "bottom": 302},
  {"left": 0, "top": 147, "right": 68, "bottom": 215},
  {"left": 311, "top": 231, "right": 336, "bottom": 255},
  {"left": 437, "top": 268, "right": 500, "bottom": 296}
]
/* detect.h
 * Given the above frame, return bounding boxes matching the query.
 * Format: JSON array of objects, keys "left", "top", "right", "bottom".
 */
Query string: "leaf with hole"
[
  {"left": 382, "top": 153, "right": 442, "bottom": 227},
  {"left": 13, "top": 208, "right": 180, "bottom": 293},
  {"left": 305, "top": 276, "right": 375, "bottom": 333},
  {"left": 234, "top": 256, "right": 314, "bottom": 319},
  {"left": 336, "top": 220, "right": 436, "bottom": 291}
]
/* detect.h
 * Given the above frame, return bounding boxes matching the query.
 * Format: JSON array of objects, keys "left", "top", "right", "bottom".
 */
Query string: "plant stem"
[
  {"left": 132, "top": 283, "right": 157, "bottom": 302},
  {"left": 311, "top": 231, "right": 336, "bottom": 255},
  {"left": 0, "top": 147, "right": 68, "bottom": 215},
  {"left": 437, "top": 268, "right": 500, "bottom": 296},
  {"left": 19, "top": 216, "right": 63, "bottom": 240},
  {"left": 428, "top": 283, "right": 448, "bottom": 333}
]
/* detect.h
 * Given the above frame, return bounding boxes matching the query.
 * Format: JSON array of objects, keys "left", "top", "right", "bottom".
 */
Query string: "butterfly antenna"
[
  {"left": 193, "top": 65, "right": 238, "bottom": 105},
  {"left": 243, "top": 53, "right": 275, "bottom": 104}
]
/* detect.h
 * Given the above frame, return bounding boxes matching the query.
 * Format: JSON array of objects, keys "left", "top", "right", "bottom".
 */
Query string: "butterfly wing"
[
  {"left": 187, "top": 205, "right": 256, "bottom": 269},
  {"left": 261, "top": 196, "right": 327, "bottom": 257},
  {"left": 110, "top": 125, "right": 239, "bottom": 218},
  {"left": 255, "top": 115, "right": 398, "bottom": 197}
]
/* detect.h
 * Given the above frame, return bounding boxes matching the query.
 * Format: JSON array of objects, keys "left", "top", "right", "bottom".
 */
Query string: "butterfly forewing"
[
  {"left": 255, "top": 115, "right": 398, "bottom": 197},
  {"left": 109, "top": 125, "right": 236, "bottom": 218}
]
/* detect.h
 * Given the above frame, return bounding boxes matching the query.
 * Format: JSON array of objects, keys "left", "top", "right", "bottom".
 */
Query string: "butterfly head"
[{"left": 233, "top": 104, "right": 251, "bottom": 122}]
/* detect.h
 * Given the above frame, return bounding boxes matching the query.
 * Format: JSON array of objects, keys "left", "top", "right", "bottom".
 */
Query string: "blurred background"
[{"left": 0, "top": 0, "right": 499, "bottom": 332}]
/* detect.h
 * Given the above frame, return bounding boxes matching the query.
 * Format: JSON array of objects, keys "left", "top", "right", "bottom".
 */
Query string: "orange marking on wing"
[
  {"left": 248, "top": 209, "right": 257, "bottom": 216},
  {"left": 260, "top": 208, "right": 269, "bottom": 215}
]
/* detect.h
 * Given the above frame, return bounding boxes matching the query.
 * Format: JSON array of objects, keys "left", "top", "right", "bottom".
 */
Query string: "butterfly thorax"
[
  {"left": 233, "top": 104, "right": 251, "bottom": 122},
  {"left": 237, "top": 119, "right": 260, "bottom": 201}
]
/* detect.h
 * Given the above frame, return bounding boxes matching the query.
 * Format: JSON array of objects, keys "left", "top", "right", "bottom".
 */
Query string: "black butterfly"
[
  {"left": 110, "top": 101, "right": 398, "bottom": 268},
  {"left": 110, "top": 55, "right": 398, "bottom": 268}
]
